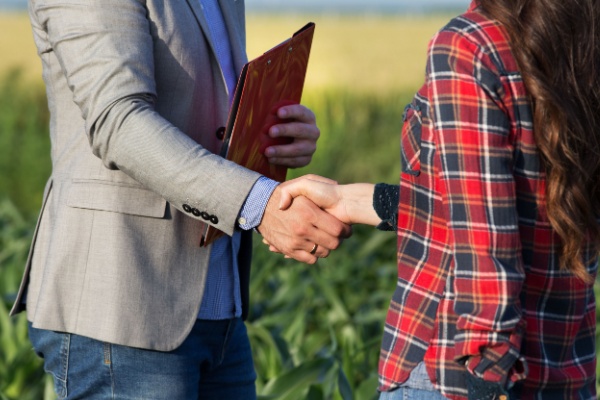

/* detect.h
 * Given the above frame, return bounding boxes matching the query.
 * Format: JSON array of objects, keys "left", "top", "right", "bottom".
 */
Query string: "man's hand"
[
  {"left": 257, "top": 186, "right": 352, "bottom": 263},
  {"left": 264, "top": 104, "right": 319, "bottom": 168}
]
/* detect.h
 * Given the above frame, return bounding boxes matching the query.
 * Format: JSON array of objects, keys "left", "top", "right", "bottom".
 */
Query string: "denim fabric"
[
  {"left": 398, "top": 362, "right": 436, "bottom": 391},
  {"left": 28, "top": 318, "right": 257, "bottom": 399},
  {"left": 379, "top": 387, "right": 448, "bottom": 400},
  {"left": 379, "top": 362, "right": 446, "bottom": 400}
]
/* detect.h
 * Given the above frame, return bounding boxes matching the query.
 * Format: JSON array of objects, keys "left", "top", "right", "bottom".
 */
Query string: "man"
[{"left": 10, "top": 0, "right": 350, "bottom": 398}]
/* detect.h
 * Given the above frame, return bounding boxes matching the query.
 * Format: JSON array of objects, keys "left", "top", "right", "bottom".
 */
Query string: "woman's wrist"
[{"left": 339, "top": 183, "right": 379, "bottom": 226}]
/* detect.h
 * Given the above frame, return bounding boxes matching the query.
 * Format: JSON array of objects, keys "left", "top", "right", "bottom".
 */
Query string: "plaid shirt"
[{"left": 379, "top": 3, "right": 598, "bottom": 399}]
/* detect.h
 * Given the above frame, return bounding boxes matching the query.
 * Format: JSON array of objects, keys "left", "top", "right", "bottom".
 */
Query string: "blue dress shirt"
[{"left": 198, "top": 0, "right": 278, "bottom": 320}]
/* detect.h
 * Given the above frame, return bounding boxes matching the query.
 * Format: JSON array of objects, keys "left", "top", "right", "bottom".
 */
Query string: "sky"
[{"left": 0, "top": 0, "right": 472, "bottom": 13}]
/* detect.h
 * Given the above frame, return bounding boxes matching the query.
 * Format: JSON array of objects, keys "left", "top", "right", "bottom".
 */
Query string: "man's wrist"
[{"left": 238, "top": 176, "right": 279, "bottom": 230}]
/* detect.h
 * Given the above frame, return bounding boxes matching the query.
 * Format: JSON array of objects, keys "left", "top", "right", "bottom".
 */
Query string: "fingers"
[
  {"left": 276, "top": 103, "right": 317, "bottom": 125},
  {"left": 299, "top": 174, "right": 338, "bottom": 185},
  {"left": 262, "top": 238, "right": 283, "bottom": 254},
  {"left": 264, "top": 134, "right": 316, "bottom": 167},
  {"left": 301, "top": 244, "right": 326, "bottom": 259},
  {"left": 277, "top": 181, "right": 311, "bottom": 211},
  {"left": 258, "top": 190, "right": 352, "bottom": 264},
  {"left": 265, "top": 105, "right": 320, "bottom": 168},
  {"left": 264, "top": 237, "right": 332, "bottom": 259},
  {"left": 265, "top": 147, "right": 316, "bottom": 168}
]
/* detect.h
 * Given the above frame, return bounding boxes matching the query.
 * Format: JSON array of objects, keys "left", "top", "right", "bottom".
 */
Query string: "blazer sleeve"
[{"left": 30, "top": 0, "right": 260, "bottom": 235}]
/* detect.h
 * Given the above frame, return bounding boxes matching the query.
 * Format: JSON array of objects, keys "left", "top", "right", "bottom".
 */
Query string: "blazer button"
[
  {"left": 210, "top": 215, "right": 219, "bottom": 224},
  {"left": 183, "top": 204, "right": 192, "bottom": 213},
  {"left": 200, "top": 212, "right": 210, "bottom": 220},
  {"left": 191, "top": 208, "right": 201, "bottom": 217},
  {"left": 215, "top": 126, "right": 226, "bottom": 140}
]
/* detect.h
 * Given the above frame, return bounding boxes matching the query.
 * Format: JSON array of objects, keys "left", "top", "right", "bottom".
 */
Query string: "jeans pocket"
[{"left": 28, "top": 323, "right": 70, "bottom": 399}]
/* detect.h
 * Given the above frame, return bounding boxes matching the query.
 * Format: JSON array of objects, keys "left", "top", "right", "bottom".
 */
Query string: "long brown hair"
[{"left": 477, "top": 0, "right": 600, "bottom": 282}]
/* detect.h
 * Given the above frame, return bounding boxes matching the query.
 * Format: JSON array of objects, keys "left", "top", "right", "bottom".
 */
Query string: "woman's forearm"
[{"left": 338, "top": 183, "right": 380, "bottom": 226}]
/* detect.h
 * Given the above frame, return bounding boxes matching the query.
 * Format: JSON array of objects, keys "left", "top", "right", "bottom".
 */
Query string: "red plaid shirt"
[{"left": 378, "top": 2, "right": 597, "bottom": 399}]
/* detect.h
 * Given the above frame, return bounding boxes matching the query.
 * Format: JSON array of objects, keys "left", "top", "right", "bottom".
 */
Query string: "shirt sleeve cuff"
[
  {"left": 237, "top": 176, "right": 279, "bottom": 230},
  {"left": 459, "top": 342, "right": 528, "bottom": 386},
  {"left": 373, "top": 183, "right": 399, "bottom": 231}
]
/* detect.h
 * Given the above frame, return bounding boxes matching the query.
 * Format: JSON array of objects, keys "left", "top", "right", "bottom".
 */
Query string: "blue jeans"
[
  {"left": 379, "top": 362, "right": 447, "bottom": 400},
  {"left": 28, "top": 318, "right": 257, "bottom": 399},
  {"left": 379, "top": 387, "right": 448, "bottom": 400}
]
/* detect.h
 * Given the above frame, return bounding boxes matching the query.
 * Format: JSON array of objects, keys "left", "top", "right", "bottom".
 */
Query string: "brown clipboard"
[{"left": 201, "top": 22, "right": 316, "bottom": 246}]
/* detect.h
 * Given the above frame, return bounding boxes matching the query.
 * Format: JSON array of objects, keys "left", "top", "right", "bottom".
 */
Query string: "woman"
[{"left": 271, "top": 0, "right": 600, "bottom": 398}]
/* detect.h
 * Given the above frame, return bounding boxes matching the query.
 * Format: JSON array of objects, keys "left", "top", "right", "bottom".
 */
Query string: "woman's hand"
[
  {"left": 278, "top": 175, "right": 380, "bottom": 227},
  {"left": 278, "top": 175, "right": 352, "bottom": 224}
]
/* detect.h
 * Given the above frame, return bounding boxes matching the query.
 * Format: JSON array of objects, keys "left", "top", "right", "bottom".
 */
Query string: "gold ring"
[{"left": 309, "top": 244, "right": 318, "bottom": 255}]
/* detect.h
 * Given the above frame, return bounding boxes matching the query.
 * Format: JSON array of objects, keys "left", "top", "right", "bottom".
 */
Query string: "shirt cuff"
[
  {"left": 237, "top": 176, "right": 279, "bottom": 230},
  {"left": 456, "top": 329, "right": 528, "bottom": 386},
  {"left": 373, "top": 183, "right": 399, "bottom": 231}
]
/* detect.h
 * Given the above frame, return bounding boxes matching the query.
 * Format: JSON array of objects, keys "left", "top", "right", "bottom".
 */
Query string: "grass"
[{"left": 0, "top": 69, "right": 50, "bottom": 219}]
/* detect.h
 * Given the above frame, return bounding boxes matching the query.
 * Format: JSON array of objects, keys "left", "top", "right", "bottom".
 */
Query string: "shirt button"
[
  {"left": 215, "top": 126, "right": 226, "bottom": 140},
  {"left": 238, "top": 217, "right": 247, "bottom": 226}
]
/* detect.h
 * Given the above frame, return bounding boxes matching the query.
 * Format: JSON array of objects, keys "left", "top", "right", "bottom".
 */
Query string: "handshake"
[{"left": 256, "top": 175, "right": 380, "bottom": 263}]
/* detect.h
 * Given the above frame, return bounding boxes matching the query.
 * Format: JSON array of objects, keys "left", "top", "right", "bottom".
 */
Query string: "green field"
[{"left": 1, "top": 11, "right": 598, "bottom": 400}]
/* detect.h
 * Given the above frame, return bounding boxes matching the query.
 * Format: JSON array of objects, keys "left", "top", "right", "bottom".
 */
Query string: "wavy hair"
[{"left": 477, "top": 0, "right": 600, "bottom": 282}]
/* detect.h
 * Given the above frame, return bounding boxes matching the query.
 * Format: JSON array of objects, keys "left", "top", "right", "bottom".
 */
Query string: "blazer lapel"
[
  {"left": 185, "top": 0, "right": 218, "bottom": 60},
  {"left": 186, "top": 0, "right": 247, "bottom": 80},
  {"left": 217, "top": 0, "right": 248, "bottom": 76}
]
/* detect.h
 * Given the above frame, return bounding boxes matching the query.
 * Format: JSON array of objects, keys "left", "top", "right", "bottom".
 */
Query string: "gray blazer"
[{"left": 11, "top": 0, "right": 262, "bottom": 351}]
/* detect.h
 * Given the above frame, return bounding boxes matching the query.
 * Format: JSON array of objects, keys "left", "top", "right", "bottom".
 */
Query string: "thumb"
[
  {"left": 279, "top": 191, "right": 293, "bottom": 210},
  {"left": 278, "top": 181, "right": 309, "bottom": 210},
  {"left": 278, "top": 175, "right": 337, "bottom": 210}
]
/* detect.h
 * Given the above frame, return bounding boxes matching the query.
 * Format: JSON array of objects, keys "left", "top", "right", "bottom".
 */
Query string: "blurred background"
[{"left": 4, "top": 1, "right": 595, "bottom": 400}]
